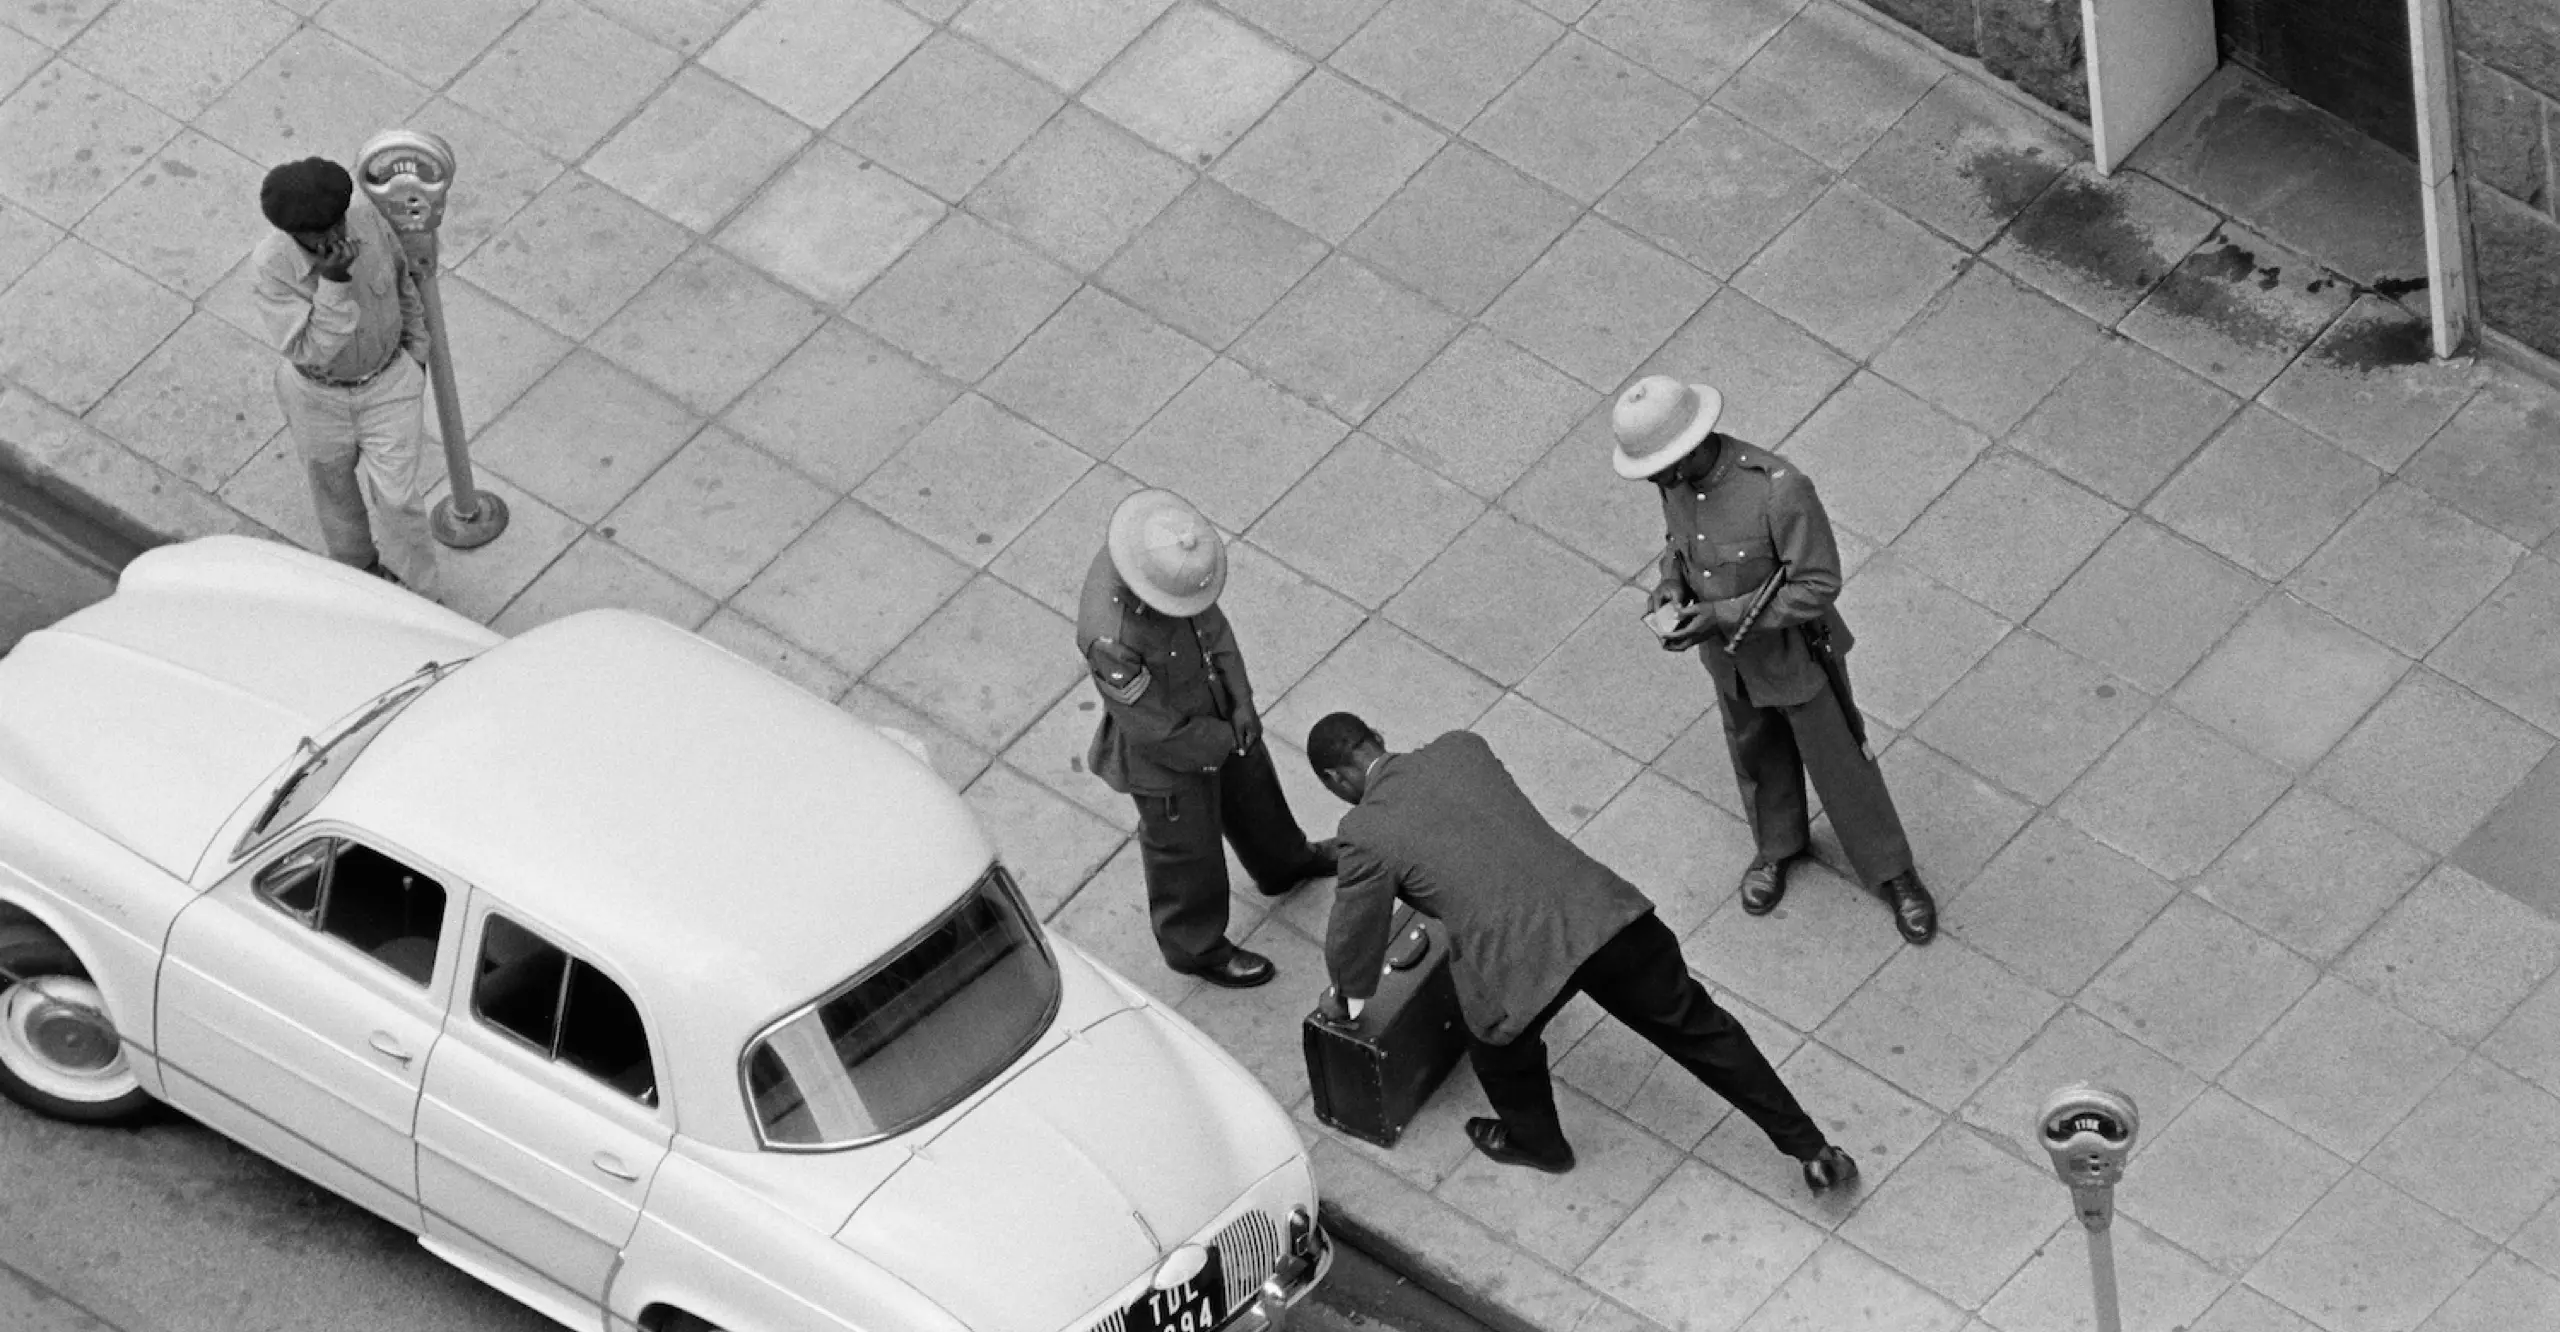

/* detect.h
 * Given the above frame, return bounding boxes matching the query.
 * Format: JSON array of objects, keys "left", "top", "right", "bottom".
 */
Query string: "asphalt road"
[
  {"left": 0, "top": 1096, "right": 1480, "bottom": 1332},
  {"left": 0, "top": 470, "right": 131, "bottom": 654}
]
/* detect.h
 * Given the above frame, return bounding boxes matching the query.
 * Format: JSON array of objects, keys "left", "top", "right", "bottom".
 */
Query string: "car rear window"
[{"left": 744, "top": 865, "right": 1058, "bottom": 1148}]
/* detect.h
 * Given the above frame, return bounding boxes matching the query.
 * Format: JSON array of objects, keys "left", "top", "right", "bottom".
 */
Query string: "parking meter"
[
  {"left": 2035, "top": 1085, "right": 2138, "bottom": 1332},
  {"left": 2038, "top": 1084, "right": 2138, "bottom": 1228},
  {"left": 357, "top": 129, "right": 455, "bottom": 236},
  {"left": 356, "top": 129, "right": 509, "bottom": 549}
]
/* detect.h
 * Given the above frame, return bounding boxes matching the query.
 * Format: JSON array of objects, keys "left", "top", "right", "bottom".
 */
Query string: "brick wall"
[
  {"left": 2453, "top": 0, "right": 2560, "bottom": 357},
  {"left": 1860, "top": 0, "right": 2091, "bottom": 120}
]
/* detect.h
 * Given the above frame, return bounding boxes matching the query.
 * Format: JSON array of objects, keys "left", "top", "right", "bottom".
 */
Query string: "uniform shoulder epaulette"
[{"left": 1731, "top": 443, "right": 1798, "bottom": 482}]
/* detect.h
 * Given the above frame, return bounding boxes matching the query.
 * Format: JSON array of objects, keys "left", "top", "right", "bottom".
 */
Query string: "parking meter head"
[
  {"left": 357, "top": 129, "right": 457, "bottom": 235},
  {"left": 2036, "top": 1084, "right": 2139, "bottom": 1189}
]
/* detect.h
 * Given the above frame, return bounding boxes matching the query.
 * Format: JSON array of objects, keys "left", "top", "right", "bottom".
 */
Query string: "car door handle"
[
  {"left": 367, "top": 1032, "right": 413, "bottom": 1064},
  {"left": 590, "top": 1152, "right": 639, "bottom": 1182}
]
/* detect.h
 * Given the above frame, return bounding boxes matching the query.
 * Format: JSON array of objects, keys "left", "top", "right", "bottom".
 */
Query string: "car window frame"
[
  {"left": 231, "top": 660, "right": 464, "bottom": 865},
  {"left": 459, "top": 899, "right": 669, "bottom": 1118},
  {"left": 738, "top": 861, "right": 1060, "bottom": 1153},
  {"left": 233, "top": 821, "right": 468, "bottom": 1005}
]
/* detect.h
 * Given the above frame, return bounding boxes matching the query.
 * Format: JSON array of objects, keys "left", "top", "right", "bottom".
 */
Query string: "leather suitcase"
[{"left": 1302, "top": 906, "right": 1468, "bottom": 1148}]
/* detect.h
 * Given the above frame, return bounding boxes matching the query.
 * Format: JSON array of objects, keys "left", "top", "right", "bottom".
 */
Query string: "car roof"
[{"left": 322, "top": 611, "right": 995, "bottom": 1059}]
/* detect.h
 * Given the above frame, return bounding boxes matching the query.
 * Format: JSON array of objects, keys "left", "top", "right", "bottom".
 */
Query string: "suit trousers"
[
  {"left": 1130, "top": 737, "right": 1322, "bottom": 970},
  {"left": 273, "top": 355, "right": 440, "bottom": 598},
  {"left": 1719, "top": 665, "right": 1912, "bottom": 890},
  {"left": 1470, "top": 911, "right": 1827, "bottom": 1160}
]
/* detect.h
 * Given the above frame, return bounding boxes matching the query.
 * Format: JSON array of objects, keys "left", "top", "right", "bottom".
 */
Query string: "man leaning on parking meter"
[{"left": 251, "top": 157, "right": 441, "bottom": 598}]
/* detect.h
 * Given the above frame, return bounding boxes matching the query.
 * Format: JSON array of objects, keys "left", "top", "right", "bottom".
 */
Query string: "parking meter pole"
[
  {"left": 2084, "top": 1219, "right": 2122, "bottom": 1332},
  {"left": 2037, "top": 1086, "right": 2138, "bottom": 1332},
  {"left": 2070, "top": 1185, "right": 2124, "bottom": 1332},
  {"left": 356, "top": 129, "right": 508, "bottom": 550}
]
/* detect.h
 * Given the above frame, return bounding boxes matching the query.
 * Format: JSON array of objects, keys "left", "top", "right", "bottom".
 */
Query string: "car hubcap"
[{"left": 1, "top": 976, "right": 135, "bottom": 1101}]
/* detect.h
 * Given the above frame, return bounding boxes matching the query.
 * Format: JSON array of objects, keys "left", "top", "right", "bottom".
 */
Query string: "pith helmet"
[
  {"left": 1108, "top": 489, "right": 1227, "bottom": 617},
  {"left": 1611, "top": 374, "right": 1724, "bottom": 479}
]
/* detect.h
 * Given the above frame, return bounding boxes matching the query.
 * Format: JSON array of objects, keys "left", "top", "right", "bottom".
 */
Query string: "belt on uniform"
[{"left": 295, "top": 352, "right": 402, "bottom": 389}]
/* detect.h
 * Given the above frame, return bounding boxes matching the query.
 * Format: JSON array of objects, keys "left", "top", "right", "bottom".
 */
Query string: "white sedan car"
[{"left": 0, "top": 536, "right": 1329, "bottom": 1332}]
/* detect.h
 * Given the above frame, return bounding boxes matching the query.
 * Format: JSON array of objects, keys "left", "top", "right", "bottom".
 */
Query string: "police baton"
[
  {"left": 357, "top": 129, "right": 508, "bottom": 549},
  {"left": 1723, "top": 567, "right": 1785, "bottom": 655}
]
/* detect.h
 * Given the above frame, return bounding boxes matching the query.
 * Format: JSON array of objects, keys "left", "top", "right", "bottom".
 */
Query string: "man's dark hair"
[
  {"left": 260, "top": 157, "right": 353, "bottom": 233},
  {"left": 1306, "top": 712, "right": 1376, "bottom": 775}
]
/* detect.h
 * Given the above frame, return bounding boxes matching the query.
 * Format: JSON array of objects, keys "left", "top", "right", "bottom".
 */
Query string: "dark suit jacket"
[
  {"left": 1326, "top": 732, "right": 1653, "bottom": 1045},
  {"left": 1655, "top": 435, "right": 1853, "bottom": 708}
]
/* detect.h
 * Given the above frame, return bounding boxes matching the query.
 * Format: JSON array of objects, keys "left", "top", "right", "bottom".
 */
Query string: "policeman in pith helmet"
[
  {"left": 1613, "top": 375, "right": 1937, "bottom": 945},
  {"left": 1075, "top": 489, "right": 1336, "bottom": 987}
]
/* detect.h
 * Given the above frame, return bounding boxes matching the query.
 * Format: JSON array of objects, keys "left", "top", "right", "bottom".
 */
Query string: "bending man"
[{"left": 1308, "top": 714, "right": 1854, "bottom": 1190}]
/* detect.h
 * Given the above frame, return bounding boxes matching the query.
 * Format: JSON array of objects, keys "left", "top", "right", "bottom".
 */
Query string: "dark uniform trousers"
[
  {"left": 1472, "top": 911, "right": 1827, "bottom": 1161},
  {"left": 1133, "top": 739, "right": 1319, "bottom": 970},
  {"left": 1719, "top": 654, "right": 1914, "bottom": 889}
]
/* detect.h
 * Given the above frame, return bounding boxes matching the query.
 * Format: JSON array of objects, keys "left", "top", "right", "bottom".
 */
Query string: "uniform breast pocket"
[{"left": 1712, "top": 538, "right": 1779, "bottom": 597}]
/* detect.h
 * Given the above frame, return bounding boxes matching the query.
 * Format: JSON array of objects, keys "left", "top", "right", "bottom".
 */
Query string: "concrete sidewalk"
[{"left": 6, "top": 1, "right": 2560, "bottom": 1329}]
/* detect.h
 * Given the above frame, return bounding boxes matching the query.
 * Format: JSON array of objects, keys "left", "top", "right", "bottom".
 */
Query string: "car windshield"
[
  {"left": 745, "top": 865, "right": 1059, "bottom": 1149},
  {"left": 235, "top": 660, "right": 462, "bottom": 859}
]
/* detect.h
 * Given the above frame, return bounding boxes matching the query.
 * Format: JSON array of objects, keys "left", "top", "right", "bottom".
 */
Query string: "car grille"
[{"left": 1087, "top": 1210, "right": 1282, "bottom": 1332}]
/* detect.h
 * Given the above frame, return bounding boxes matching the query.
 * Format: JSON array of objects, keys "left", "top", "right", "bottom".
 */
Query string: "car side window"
[
  {"left": 473, "top": 915, "right": 658, "bottom": 1107},
  {"left": 251, "top": 837, "right": 447, "bottom": 986}
]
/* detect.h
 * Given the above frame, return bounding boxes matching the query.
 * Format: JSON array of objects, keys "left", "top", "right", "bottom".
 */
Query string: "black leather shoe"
[
  {"left": 1465, "top": 1118, "right": 1575, "bottom": 1174},
  {"left": 1178, "top": 948, "right": 1276, "bottom": 989},
  {"left": 1802, "top": 1145, "right": 1858, "bottom": 1193},
  {"left": 1738, "top": 856, "right": 1792, "bottom": 915},
  {"left": 1884, "top": 871, "right": 1937, "bottom": 944}
]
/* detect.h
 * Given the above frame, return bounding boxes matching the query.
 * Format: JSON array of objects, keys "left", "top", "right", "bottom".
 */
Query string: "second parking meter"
[
  {"left": 2036, "top": 1085, "right": 2139, "bottom": 1332},
  {"left": 358, "top": 129, "right": 509, "bottom": 549}
]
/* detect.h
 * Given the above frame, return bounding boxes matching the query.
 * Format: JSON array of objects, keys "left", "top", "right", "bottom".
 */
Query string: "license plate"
[{"left": 1125, "top": 1249, "right": 1225, "bottom": 1332}]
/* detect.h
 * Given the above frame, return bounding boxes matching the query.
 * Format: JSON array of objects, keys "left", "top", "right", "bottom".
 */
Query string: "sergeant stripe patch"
[{"left": 1095, "top": 666, "right": 1151, "bottom": 705}]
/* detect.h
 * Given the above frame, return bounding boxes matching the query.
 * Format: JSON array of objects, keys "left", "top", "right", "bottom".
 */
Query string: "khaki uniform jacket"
[
  {"left": 1656, "top": 435, "right": 1852, "bottom": 708},
  {"left": 1326, "top": 732, "right": 1653, "bottom": 1046},
  {"left": 1075, "top": 548, "right": 1248, "bottom": 795}
]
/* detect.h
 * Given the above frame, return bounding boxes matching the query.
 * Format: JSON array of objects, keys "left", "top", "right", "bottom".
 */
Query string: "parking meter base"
[{"left": 433, "top": 490, "right": 509, "bottom": 549}]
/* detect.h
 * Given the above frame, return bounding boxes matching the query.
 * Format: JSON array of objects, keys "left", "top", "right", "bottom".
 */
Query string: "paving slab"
[
  {"left": 1329, "top": 0, "right": 1560, "bottom": 132},
  {"left": 2117, "top": 222, "right": 2357, "bottom": 399},
  {"left": 1466, "top": 31, "right": 1696, "bottom": 205},
  {"left": 1711, "top": 0, "right": 1940, "bottom": 171},
  {"left": 1873, "top": 260, "right": 2103, "bottom": 435},
  {"left": 1347, "top": 141, "right": 1582, "bottom": 318},
  {"left": 14, "top": 2, "right": 2560, "bottom": 1329},
  {"left": 1984, "top": 163, "right": 2219, "bottom": 326},
  {"left": 1981, "top": 1216, "right": 2224, "bottom": 1332},
  {"left": 1232, "top": 253, "right": 1461, "bottom": 423},
  {"left": 1733, "top": 182, "right": 1965, "bottom": 360},
  {"left": 2171, "top": 592, "right": 2407, "bottom": 773},
  {"left": 1843, "top": 73, "right": 2075, "bottom": 252},
  {"left": 2403, "top": 367, "right": 2560, "bottom": 549},
  {"left": 2245, "top": 1171, "right": 2492, "bottom": 1332},
  {"left": 2309, "top": 667, "right": 2553, "bottom": 856},
  {"left": 1212, "top": 68, "right": 1444, "bottom": 244}
]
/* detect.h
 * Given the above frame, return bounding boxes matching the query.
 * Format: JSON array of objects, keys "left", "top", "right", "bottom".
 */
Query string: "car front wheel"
[{"left": 0, "top": 924, "right": 151, "bottom": 1123}]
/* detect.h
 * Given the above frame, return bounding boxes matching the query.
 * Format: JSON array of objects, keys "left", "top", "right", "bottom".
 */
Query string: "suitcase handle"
[{"left": 1385, "top": 923, "right": 1430, "bottom": 971}]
